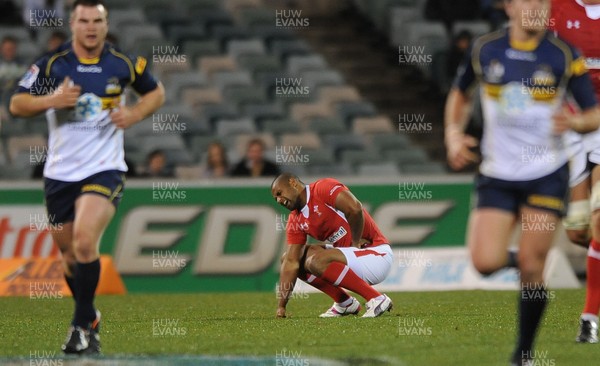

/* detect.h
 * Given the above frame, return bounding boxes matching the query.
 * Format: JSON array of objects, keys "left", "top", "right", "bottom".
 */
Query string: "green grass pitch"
[{"left": 1, "top": 290, "right": 600, "bottom": 365}]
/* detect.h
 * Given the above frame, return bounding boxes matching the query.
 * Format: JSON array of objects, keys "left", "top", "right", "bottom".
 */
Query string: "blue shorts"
[
  {"left": 44, "top": 170, "right": 125, "bottom": 225},
  {"left": 475, "top": 164, "right": 569, "bottom": 217}
]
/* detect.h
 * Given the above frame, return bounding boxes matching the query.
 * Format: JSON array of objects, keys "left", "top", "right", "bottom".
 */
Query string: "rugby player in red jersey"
[
  {"left": 551, "top": 0, "right": 600, "bottom": 343},
  {"left": 272, "top": 173, "right": 393, "bottom": 318}
]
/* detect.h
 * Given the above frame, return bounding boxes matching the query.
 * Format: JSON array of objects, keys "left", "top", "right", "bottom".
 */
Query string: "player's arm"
[
  {"left": 335, "top": 190, "right": 364, "bottom": 247},
  {"left": 110, "top": 82, "right": 165, "bottom": 129},
  {"left": 10, "top": 76, "right": 81, "bottom": 117},
  {"left": 444, "top": 42, "right": 480, "bottom": 171},
  {"left": 277, "top": 243, "right": 305, "bottom": 318},
  {"left": 554, "top": 55, "right": 600, "bottom": 134}
]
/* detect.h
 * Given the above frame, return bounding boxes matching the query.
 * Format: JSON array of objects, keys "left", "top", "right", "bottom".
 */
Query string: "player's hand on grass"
[
  {"left": 446, "top": 133, "right": 479, "bottom": 171},
  {"left": 110, "top": 106, "right": 141, "bottom": 129},
  {"left": 52, "top": 76, "right": 81, "bottom": 109},
  {"left": 276, "top": 307, "right": 287, "bottom": 318}
]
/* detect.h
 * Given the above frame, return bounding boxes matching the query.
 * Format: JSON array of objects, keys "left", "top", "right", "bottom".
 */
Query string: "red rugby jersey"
[
  {"left": 552, "top": 0, "right": 600, "bottom": 100},
  {"left": 285, "top": 178, "right": 389, "bottom": 247}
]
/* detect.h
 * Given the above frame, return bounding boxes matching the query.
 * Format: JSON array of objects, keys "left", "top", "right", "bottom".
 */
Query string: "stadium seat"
[
  {"left": 287, "top": 54, "right": 328, "bottom": 76},
  {"left": 199, "top": 56, "right": 238, "bottom": 79},
  {"left": 7, "top": 135, "right": 46, "bottom": 162},
  {"left": 212, "top": 70, "right": 253, "bottom": 90},
  {"left": 384, "top": 147, "right": 429, "bottom": 164},
  {"left": 307, "top": 162, "right": 353, "bottom": 176},
  {"left": 200, "top": 103, "right": 240, "bottom": 125},
  {"left": 290, "top": 103, "right": 334, "bottom": 125},
  {"left": 167, "top": 25, "right": 208, "bottom": 46},
  {"left": 187, "top": 135, "right": 224, "bottom": 161},
  {"left": 307, "top": 117, "right": 347, "bottom": 135},
  {"left": 250, "top": 25, "right": 296, "bottom": 45},
  {"left": 109, "top": 9, "right": 146, "bottom": 29},
  {"left": 323, "top": 134, "right": 365, "bottom": 158},
  {"left": 0, "top": 118, "right": 28, "bottom": 137},
  {"left": 163, "top": 147, "right": 194, "bottom": 166},
  {"left": 242, "top": 102, "right": 286, "bottom": 122},
  {"left": 357, "top": 162, "right": 401, "bottom": 176},
  {"left": 184, "top": 40, "right": 222, "bottom": 63},
  {"left": 223, "top": 85, "right": 268, "bottom": 107},
  {"left": 226, "top": 39, "right": 266, "bottom": 60},
  {"left": 261, "top": 119, "right": 302, "bottom": 135},
  {"left": 237, "top": 54, "right": 282, "bottom": 74},
  {"left": 139, "top": 134, "right": 187, "bottom": 155},
  {"left": 224, "top": 0, "right": 263, "bottom": 14},
  {"left": 120, "top": 24, "right": 164, "bottom": 50},
  {"left": 236, "top": 7, "right": 276, "bottom": 27},
  {"left": 300, "top": 70, "right": 345, "bottom": 90},
  {"left": 180, "top": 0, "right": 222, "bottom": 11},
  {"left": 215, "top": 118, "right": 257, "bottom": 136},
  {"left": 402, "top": 161, "right": 447, "bottom": 174},
  {"left": 16, "top": 41, "right": 40, "bottom": 63},
  {"left": 335, "top": 101, "right": 378, "bottom": 125},
  {"left": 165, "top": 71, "right": 208, "bottom": 102},
  {"left": 0, "top": 164, "right": 32, "bottom": 179},
  {"left": 341, "top": 149, "right": 382, "bottom": 166},
  {"left": 182, "top": 88, "right": 223, "bottom": 109},
  {"left": 369, "top": 133, "right": 411, "bottom": 152},
  {"left": 452, "top": 21, "right": 492, "bottom": 38},
  {"left": 210, "top": 24, "right": 251, "bottom": 46},
  {"left": 352, "top": 116, "right": 395, "bottom": 135},
  {"left": 389, "top": 6, "right": 423, "bottom": 46},
  {"left": 304, "top": 148, "right": 336, "bottom": 166},
  {"left": 270, "top": 39, "right": 313, "bottom": 59},
  {"left": 0, "top": 27, "right": 31, "bottom": 43},
  {"left": 280, "top": 132, "right": 322, "bottom": 150},
  {"left": 318, "top": 86, "right": 361, "bottom": 106}
]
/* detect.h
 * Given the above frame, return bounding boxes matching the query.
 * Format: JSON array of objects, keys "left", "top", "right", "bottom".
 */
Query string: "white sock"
[
  {"left": 581, "top": 313, "right": 599, "bottom": 323},
  {"left": 337, "top": 297, "right": 353, "bottom": 307}
]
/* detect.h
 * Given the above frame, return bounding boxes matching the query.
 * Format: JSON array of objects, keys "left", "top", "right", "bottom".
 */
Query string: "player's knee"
[
  {"left": 517, "top": 253, "right": 545, "bottom": 282},
  {"left": 471, "top": 257, "right": 502, "bottom": 276},
  {"left": 73, "top": 231, "right": 98, "bottom": 261}
]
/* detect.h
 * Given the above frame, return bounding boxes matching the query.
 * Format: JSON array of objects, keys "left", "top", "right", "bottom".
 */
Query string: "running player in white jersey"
[
  {"left": 9, "top": 0, "right": 165, "bottom": 355},
  {"left": 445, "top": 0, "right": 600, "bottom": 364}
]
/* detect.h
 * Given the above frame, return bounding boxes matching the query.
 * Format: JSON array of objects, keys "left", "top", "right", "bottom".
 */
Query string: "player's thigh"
[
  {"left": 73, "top": 193, "right": 116, "bottom": 247},
  {"left": 518, "top": 206, "right": 559, "bottom": 279},
  {"left": 468, "top": 208, "right": 516, "bottom": 273},
  {"left": 304, "top": 244, "right": 347, "bottom": 275},
  {"left": 336, "top": 245, "right": 394, "bottom": 285}
]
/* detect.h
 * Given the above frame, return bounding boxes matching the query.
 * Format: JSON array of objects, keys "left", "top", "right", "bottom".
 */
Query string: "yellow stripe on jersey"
[
  {"left": 101, "top": 96, "right": 122, "bottom": 109},
  {"left": 509, "top": 38, "right": 540, "bottom": 52},
  {"left": 78, "top": 56, "right": 100, "bottom": 64},
  {"left": 81, "top": 184, "right": 112, "bottom": 197},
  {"left": 527, "top": 194, "right": 564, "bottom": 211},
  {"left": 483, "top": 83, "right": 502, "bottom": 99},
  {"left": 45, "top": 49, "right": 71, "bottom": 77},
  {"left": 571, "top": 57, "right": 588, "bottom": 77},
  {"left": 109, "top": 48, "right": 135, "bottom": 82}
]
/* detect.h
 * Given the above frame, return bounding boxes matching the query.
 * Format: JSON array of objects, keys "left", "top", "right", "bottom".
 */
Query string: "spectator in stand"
[
  {"left": 425, "top": 0, "right": 481, "bottom": 32},
  {"left": 46, "top": 30, "right": 67, "bottom": 52},
  {"left": 231, "top": 138, "right": 280, "bottom": 177},
  {"left": 140, "top": 149, "right": 174, "bottom": 178},
  {"left": 201, "top": 141, "right": 230, "bottom": 178},
  {"left": 0, "top": 36, "right": 26, "bottom": 106}
]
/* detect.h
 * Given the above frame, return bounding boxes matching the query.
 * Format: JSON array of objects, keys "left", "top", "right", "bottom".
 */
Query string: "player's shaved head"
[
  {"left": 72, "top": 0, "right": 108, "bottom": 17},
  {"left": 271, "top": 172, "right": 302, "bottom": 190}
]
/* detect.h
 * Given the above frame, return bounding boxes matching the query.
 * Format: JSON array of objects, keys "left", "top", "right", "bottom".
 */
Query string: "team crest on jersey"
[
  {"left": 313, "top": 205, "right": 322, "bottom": 216},
  {"left": 75, "top": 93, "right": 102, "bottom": 121},
  {"left": 18, "top": 64, "right": 39, "bottom": 89},
  {"left": 484, "top": 59, "right": 504, "bottom": 83},
  {"left": 105, "top": 77, "right": 122, "bottom": 94},
  {"left": 300, "top": 222, "right": 309, "bottom": 231},
  {"left": 500, "top": 82, "right": 530, "bottom": 114},
  {"left": 532, "top": 66, "right": 555, "bottom": 86},
  {"left": 566, "top": 20, "right": 581, "bottom": 29}
]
